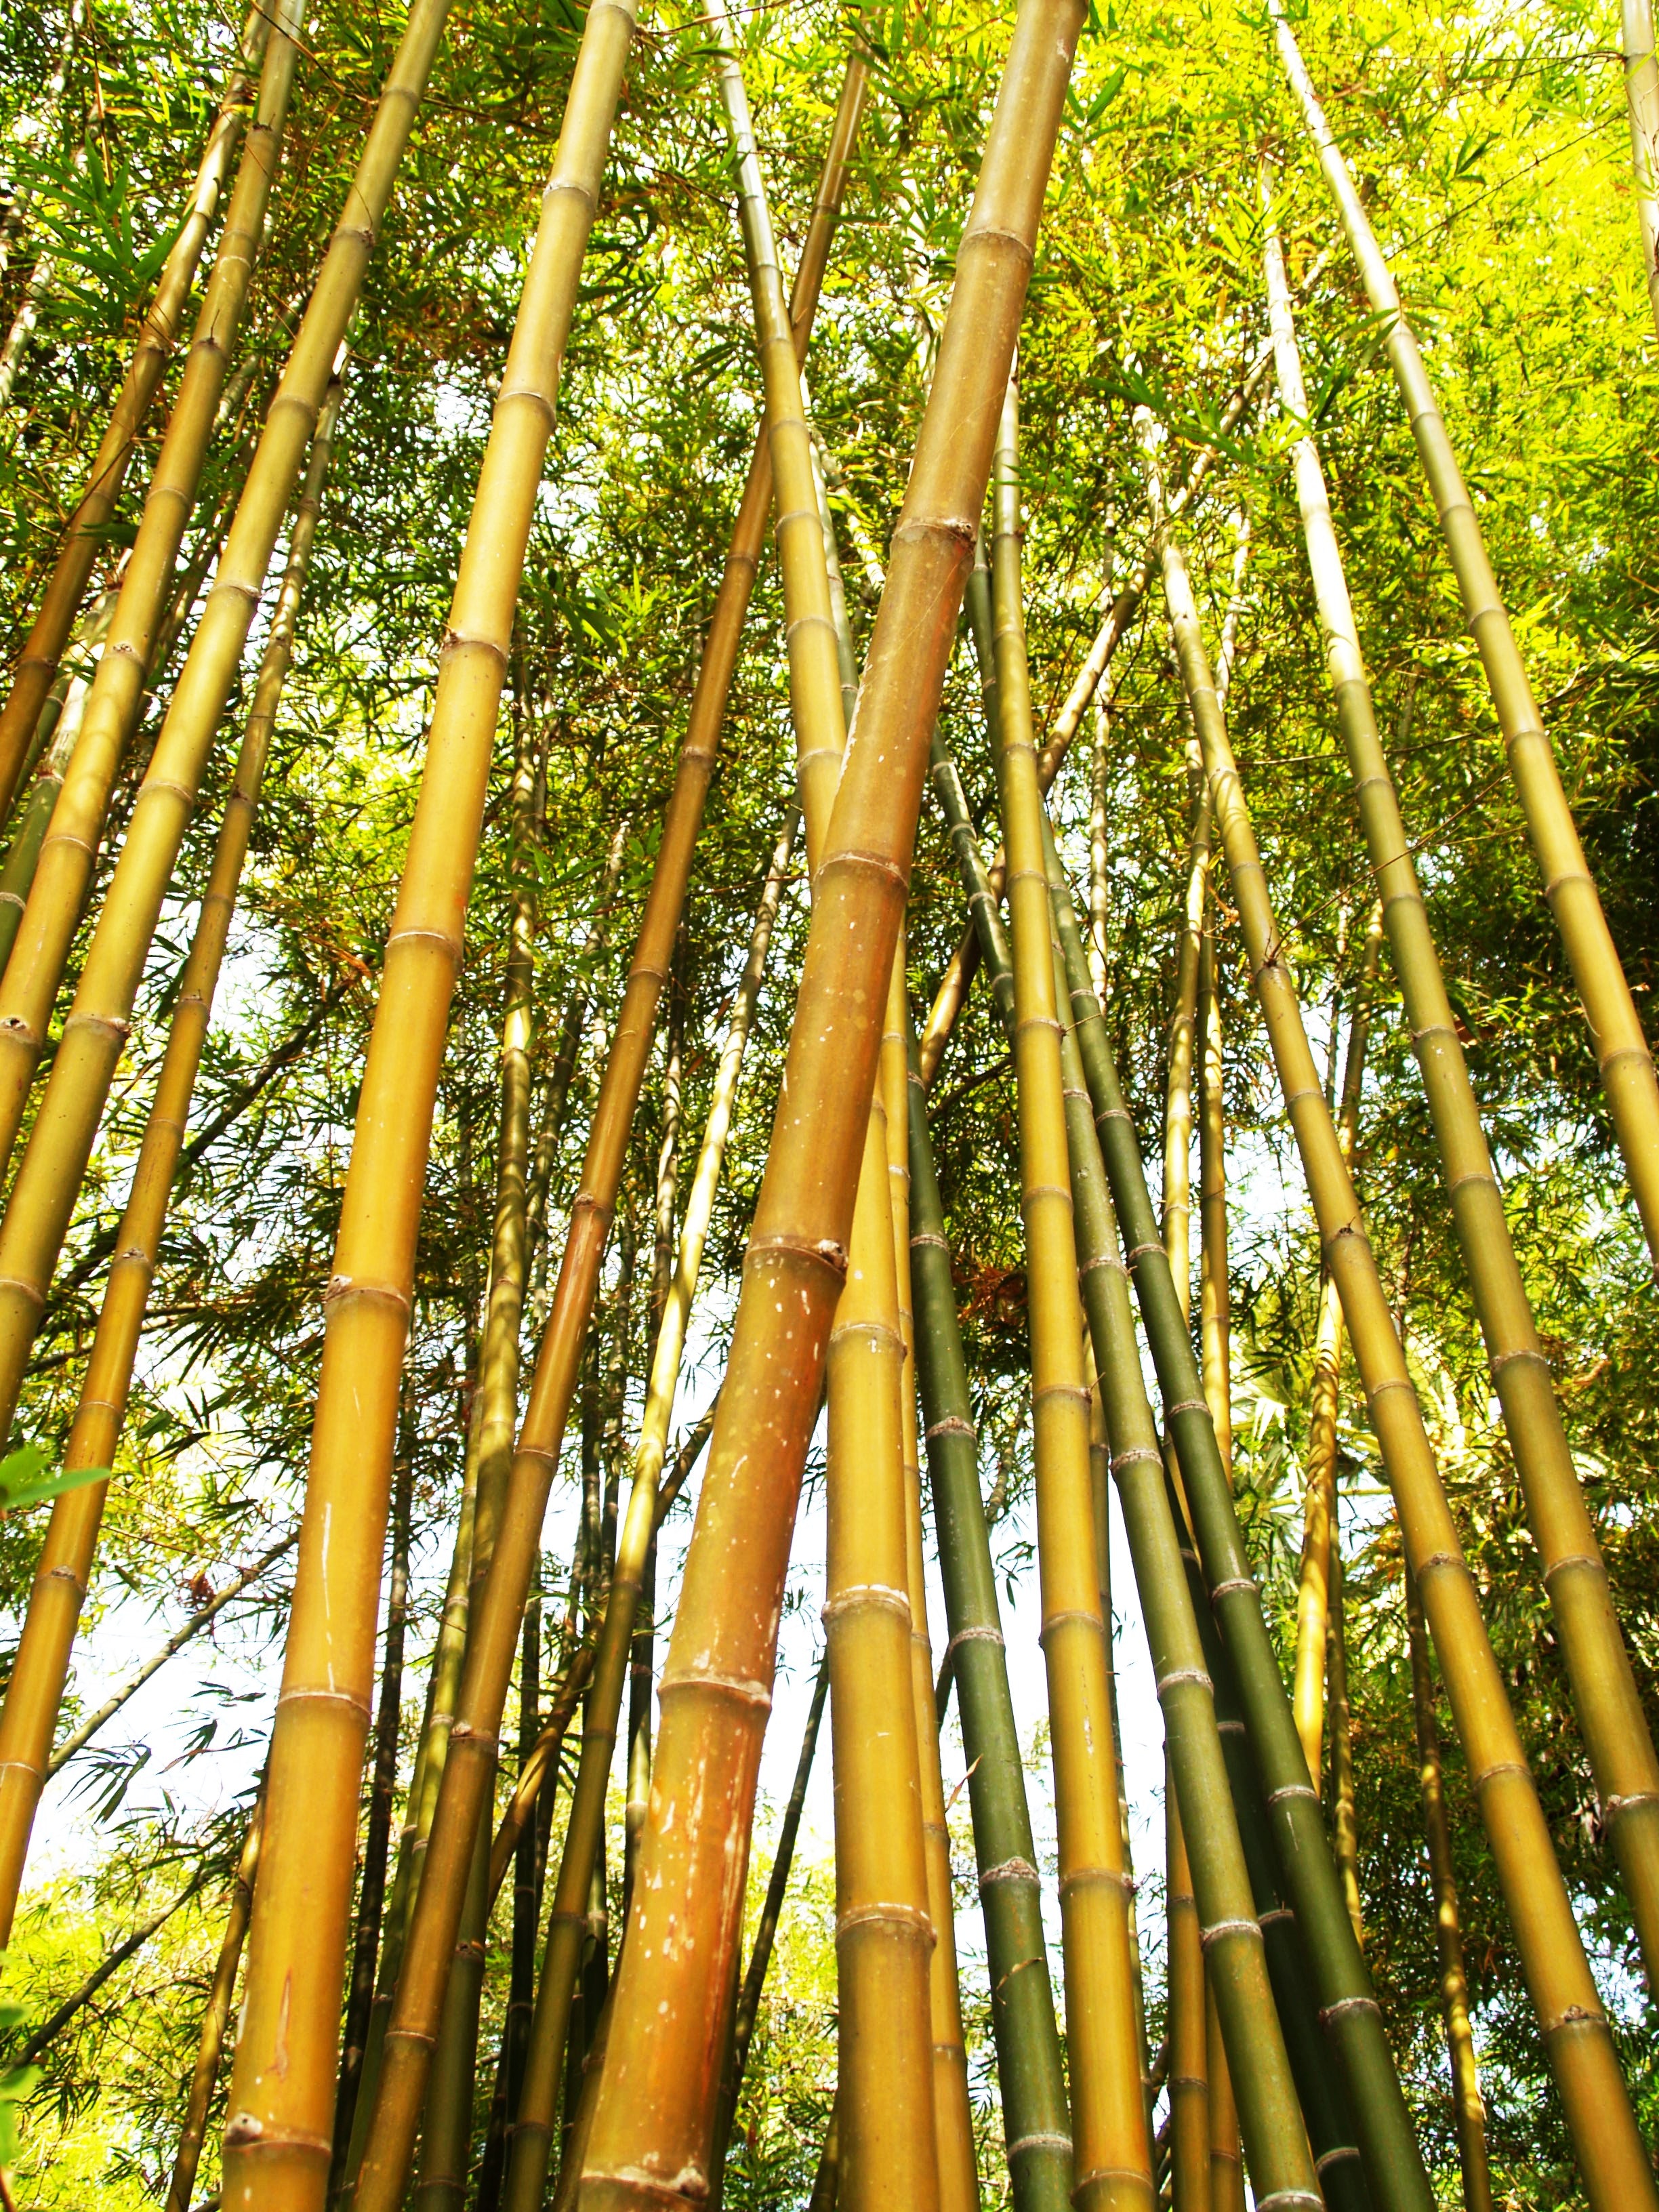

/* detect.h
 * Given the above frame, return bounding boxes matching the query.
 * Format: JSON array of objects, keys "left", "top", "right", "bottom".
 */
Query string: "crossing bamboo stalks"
[
  {"left": 1147, "top": 415, "right": 1659, "bottom": 2212},
  {"left": 1290, "top": 903, "right": 1381, "bottom": 1789},
  {"left": 0, "top": 3, "right": 271, "bottom": 823},
  {"left": 0, "top": 16, "right": 458, "bottom": 1473},
  {"left": 1265, "top": 213, "right": 1659, "bottom": 1987},
  {"left": 579, "top": 2, "right": 1082, "bottom": 2195},
  {"left": 1403, "top": 1562, "right": 1494, "bottom": 2212},
  {"left": 222, "top": 16, "right": 638, "bottom": 2197},
  {"left": 1272, "top": 9, "right": 1659, "bottom": 1273},
  {"left": 165, "top": 1789, "right": 265, "bottom": 2212},
  {"left": 499, "top": 804, "right": 801, "bottom": 2212},
  {"left": 0, "top": 379, "right": 342, "bottom": 1957},
  {"left": 1624, "top": 0, "right": 1659, "bottom": 340},
  {"left": 0, "top": 0, "right": 309, "bottom": 1163},
  {"left": 908, "top": 1035, "right": 1073, "bottom": 2212},
  {"left": 992, "top": 377, "right": 1151, "bottom": 2212}
]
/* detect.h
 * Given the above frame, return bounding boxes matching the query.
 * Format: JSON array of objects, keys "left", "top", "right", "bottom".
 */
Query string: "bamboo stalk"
[
  {"left": 579, "top": 1, "right": 1083, "bottom": 2194},
  {"left": 0, "top": 3, "right": 272, "bottom": 823},
  {"left": 992, "top": 377, "right": 1151, "bottom": 2212},
  {"left": 1264, "top": 204, "right": 1659, "bottom": 2000},
  {"left": 0, "top": 380, "right": 342, "bottom": 1957},
  {"left": 1290, "top": 904, "right": 1381, "bottom": 1790},
  {"left": 1624, "top": 0, "right": 1659, "bottom": 342},
  {"left": 1146, "top": 416, "right": 1659, "bottom": 2212},
  {"left": 1163, "top": 1774, "right": 1208, "bottom": 2212},
  {"left": 1402, "top": 1562, "right": 1494, "bottom": 2212},
  {"left": 166, "top": 1791, "right": 266, "bottom": 2212},
  {"left": 1326, "top": 1534, "right": 1363, "bottom": 1950},
  {"left": 1271, "top": 9, "right": 1659, "bottom": 1273}
]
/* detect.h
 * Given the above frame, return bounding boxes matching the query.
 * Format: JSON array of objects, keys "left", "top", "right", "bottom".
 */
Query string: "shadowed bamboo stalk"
[
  {"left": 499, "top": 802, "right": 802, "bottom": 2212},
  {"left": 1290, "top": 903, "right": 1381, "bottom": 1789},
  {"left": 1271, "top": 9, "right": 1659, "bottom": 1274},
  {"left": 0, "top": 3, "right": 271, "bottom": 824},
  {"left": 1403, "top": 1561, "right": 1494, "bottom": 2212},
  {"left": 1265, "top": 205, "right": 1659, "bottom": 1997},
  {"left": 992, "top": 377, "right": 1150, "bottom": 2212},
  {"left": 0, "top": 7, "right": 459, "bottom": 1465},
  {"left": 0, "top": 0, "right": 309, "bottom": 1157},
  {"left": 222, "top": 14, "right": 640, "bottom": 2195},
  {"left": 578, "top": 2, "right": 1084, "bottom": 2195},
  {"left": 1146, "top": 415, "right": 1659, "bottom": 2212},
  {"left": 165, "top": 1790, "right": 266, "bottom": 2212},
  {"left": 0, "top": 379, "right": 342, "bottom": 1957},
  {"left": 1326, "top": 1535, "right": 1363, "bottom": 1948},
  {"left": 1624, "top": 0, "right": 1659, "bottom": 340}
]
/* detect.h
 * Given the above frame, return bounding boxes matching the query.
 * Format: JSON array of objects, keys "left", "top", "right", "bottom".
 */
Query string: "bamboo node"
[
  {"left": 1154, "top": 1665, "right": 1212, "bottom": 1697},
  {"left": 0, "top": 1276, "right": 46, "bottom": 1313},
  {"left": 1488, "top": 1343, "right": 1549, "bottom": 1375},
  {"left": 1208, "top": 1574, "right": 1258, "bottom": 1601},
  {"left": 1540, "top": 1551, "right": 1605, "bottom": 1587},
  {"left": 1059, "top": 1864, "right": 1134, "bottom": 1900},
  {"left": 657, "top": 1666, "right": 771, "bottom": 1711},
  {"left": 1038, "top": 1607, "right": 1104, "bottom": 1649},
  {"left": 1006, "top": 2133, "right": 1073, "bottom": 2161},
  {"left": 1078, "top": 1250, "right": 1128, "bottom": 1279},
  {"left": 1413, "top": 1548, "right": 1464, "bottom": 1576},
  {"left": 978, "top": 1856, "right": 1038, "bottom": 1889},
  {"left": 911, "top": 1229, "right": 950, "bottom": 1252},
  {"left": 1266, "top": 1781, "right": 1318, "bottom": 1807},
  {"left": 747, "top": 1231, "right": 848, "bottom": 1283},
  {"left": 1031, "top": 1380, "right": 1090, "bottom": 1407},
  {"left": 1314, "top": 2145, "right": 1365, "bottom": 2175},
  {"left": 1110, "top": 1445, "right": 1162, "bottom": 1472},
  {"left": 821, "top": 1581, "right": 909, "bottom": 1625},
  {"left": 1542, "top": 2001, "right": 1607, "bottom": 2032},
  {"left": 924, "top": 1413, "right": 977, "bottom": 1443},
  {"left": 1603, "top": 1790, "right": 1659, "bottom": 1816},
  {"left": 945, "top": 1622, "right": 1002, "bottom": 1658},
  {"left": 1253, "top": 2192, "right": 1325, "bottom": 2212},
  {"left": 835, "top": 1899, "right": 934, "bottom": 1942},
  {"left": 321, "top": 1273, "right": 411, "bottom": 1315},
  {"left": 1124, "top": 1239, "right": 1164, "bottom": 1267},
  {"left": 1258, "top": 1904, "right": 1294, "bottom": 1929},
  {"left": 1165, "top": 1398, "right": 1211, "bottom": 1421},
  {"left": 1198, "top": 1915, "right": 1260, "bottom": 1950},
  {"left": 1316, "top": 1994, "right": 1381, "bottom": 2026}
]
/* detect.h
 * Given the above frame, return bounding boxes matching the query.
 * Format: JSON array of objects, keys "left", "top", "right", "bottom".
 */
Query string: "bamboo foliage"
[
  {"left": 1263, "top": 207, "right": 1659, "bottom": 1993},
  {"left": 0, "top": 1, "right": 272, "bottom": 823},
  {"left": 0, "top": 374, "right": 344, "bottom": 1958},
  {"left": 1144, "top": 413, "right": 1659, "bottom": 2212},
  {"left": 1271, "top": 6, "right": 1659, "bottom": 1274}
]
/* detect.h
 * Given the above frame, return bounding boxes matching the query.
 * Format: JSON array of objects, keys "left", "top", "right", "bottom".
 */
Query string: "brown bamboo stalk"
[
  {"left": 1290, "top": 903, "right": 1381, "bottom": 1789},
  {"left": 0, "top": 3, "right": 272, "bottom": 823},
  {"left": 577, "top": 1, "right": 1084, "bottom": 2193},
  {"left": 166, "top": 1790, "right": 266, "bottom": 2212},
  {"left": 0, "top": 378, "right": 342, "bottom": 1954},
  {"left": 1146, "top": 411, "right": 1659, "bottom": 2212},
  {"left": 1272, "top": 8, "right": 1659, "bottom": 1272}
]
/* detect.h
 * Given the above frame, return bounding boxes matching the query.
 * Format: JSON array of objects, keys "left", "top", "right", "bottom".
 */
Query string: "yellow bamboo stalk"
[
  {"left": 1326, "top": 1536, "right": 1364, "bottom": 1950},
  {"left": 0, "top": 3, "right": 270, "bottom": 822},
  {"left": 166, "top": 1792, "right": 267, "bottom": 2212},
  {"left": 1144, "top": 409, "right": 1659, "bottom": 2212},
  {"left": 1265, "top": 199, "right": 1659, "bottom": 1999},
  {"left": 1290, "top": 903, "right": 1381, "bottom": 1790},
  {"left": 578, "top": 0, "right": 1084, "bottom": 2193},
  {"left": 0, "top": 377, "right": 342, "bottom": 1957},
  {"left": 994, "top": 377, "right": 1151, "bottom": 2212},
  {"left": 0, "top": 0, "right": 457, "bottom": 1467},
  {"left": 1271, "top": 8, "right": 1659, "bottom": 1273},
  {"left": 220, "top": 14, "right": 634, "bottom": 2197},
  {"left": 1623, "top": 0, "right": 1659, "bottom": 345}
]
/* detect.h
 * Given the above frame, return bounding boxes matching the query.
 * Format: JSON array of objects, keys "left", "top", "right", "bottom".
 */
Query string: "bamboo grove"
[{"left": 0, "top": 0, "right": 1657, "bottom": 2201}]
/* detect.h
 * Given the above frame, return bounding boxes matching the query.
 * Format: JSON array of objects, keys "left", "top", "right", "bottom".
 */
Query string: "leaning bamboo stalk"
[
  {"left": 991, "top": 377, "right": 1150, "bottom": 2212},
  {"left": 1265, "top": 207, "right": 1659, "bottom": 1999},
  {"left": 499, "top": 806, "right": 801, "bottom": 2212},
  {"left": 0, "top": 3, "right": 272, "bottom": 823},
  {"left": 1402, "top": 1561, "right": 1495, "bottom": 2212},
  {"left": 1290, "top": 903, "right": 1381, "bottom": 1790},
  {"left": 579, "top": 0, "right": 1083, "bottom": 2192},
  {"left": 0, "top": 0, "right": 309, "bottom": 1160},
  {"left": 165, "top": 1791, "right": 266, "bottom": 2212},
  {"left": 1624, "top": 0, "right": 1659, "bottom": 342},
  {"left": 0, "top": 0, "right": 457, "bottom": 1457},
  {"left": 356, "top": 39, "right": 871, "bottom": 2212},
  {"left": 1147, "top": 417, "right": 1658, "bottom": 2212},
  {"left": 1271, "top": 9, "right": 1659, "bottom": 1273},
  {"left": 0, "top": 379, "right": 342, "bottom": 1957},
  {"left": 238, "top": 12, "right": 635, "bottom": 2196}
]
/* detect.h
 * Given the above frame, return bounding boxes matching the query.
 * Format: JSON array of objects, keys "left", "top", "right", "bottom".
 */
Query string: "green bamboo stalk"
[
  {"left": 1271, "top": 8, "right": 1659, "bottom": 1273},
  {"left": 1264, "top": 200, "right": 1659, "bottom": 1999},
  {"left": 1163, "top": 1771, "right": 1208, "bottom": 2212},
  {"left": 1145, "top": 415, "right": 1658, "bottom": 2212}
]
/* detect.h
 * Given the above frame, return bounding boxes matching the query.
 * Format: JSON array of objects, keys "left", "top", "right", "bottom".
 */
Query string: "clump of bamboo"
[
  {"left": 220, "top": 7, "right": 638, "bottom": 2191},
  {"left": 1271, "top": 7, "right": 1659, "bottom": 1274},
  {"left": 1264, "top": 204, "right": 1659, "bottom": 1995},
  {"left": 578, "top": 0, "right": 1085, "bottom": 2192},
  {"left": 1145, "top": 410, "right": 1659, "bottom": 2211},
  {"left": 0, "top": 2, "right": 273, "bottom": 823},
  {"left": 0, "top": 377, "right": 343, "bottom": 1955}
]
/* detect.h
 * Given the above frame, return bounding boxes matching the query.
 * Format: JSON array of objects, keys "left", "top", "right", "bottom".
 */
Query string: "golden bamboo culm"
[
  {"left": 1271, "top": 5, "right": 1659, "bottom": 1275},
  {"left": 220, "top": 5, "right": 635, "bottom": 2196},
  {"left": 1142, "top": 407, "right": 1659, "bottom": 2212},
  {"left": 1263, "top": 199, "right": 1659, "bottom": 2001},
  {"left": 0, "top": 2, "right": 272, "bottom": 823},
  {"left": 0, "top": 0, "right": 456, "bottom": 1471},
  {"left": 167, "top": 1791, "right": 267, "bottom": 2212},
  {"left": 991, "top": 377, "right": 1151, "bottom": 2212},
  {"left": 577, "top": 0, "right": 1085, "bottom": 2195},
  {"left": 0, "top": 375, "right": 343, "bottom": 1963}
]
